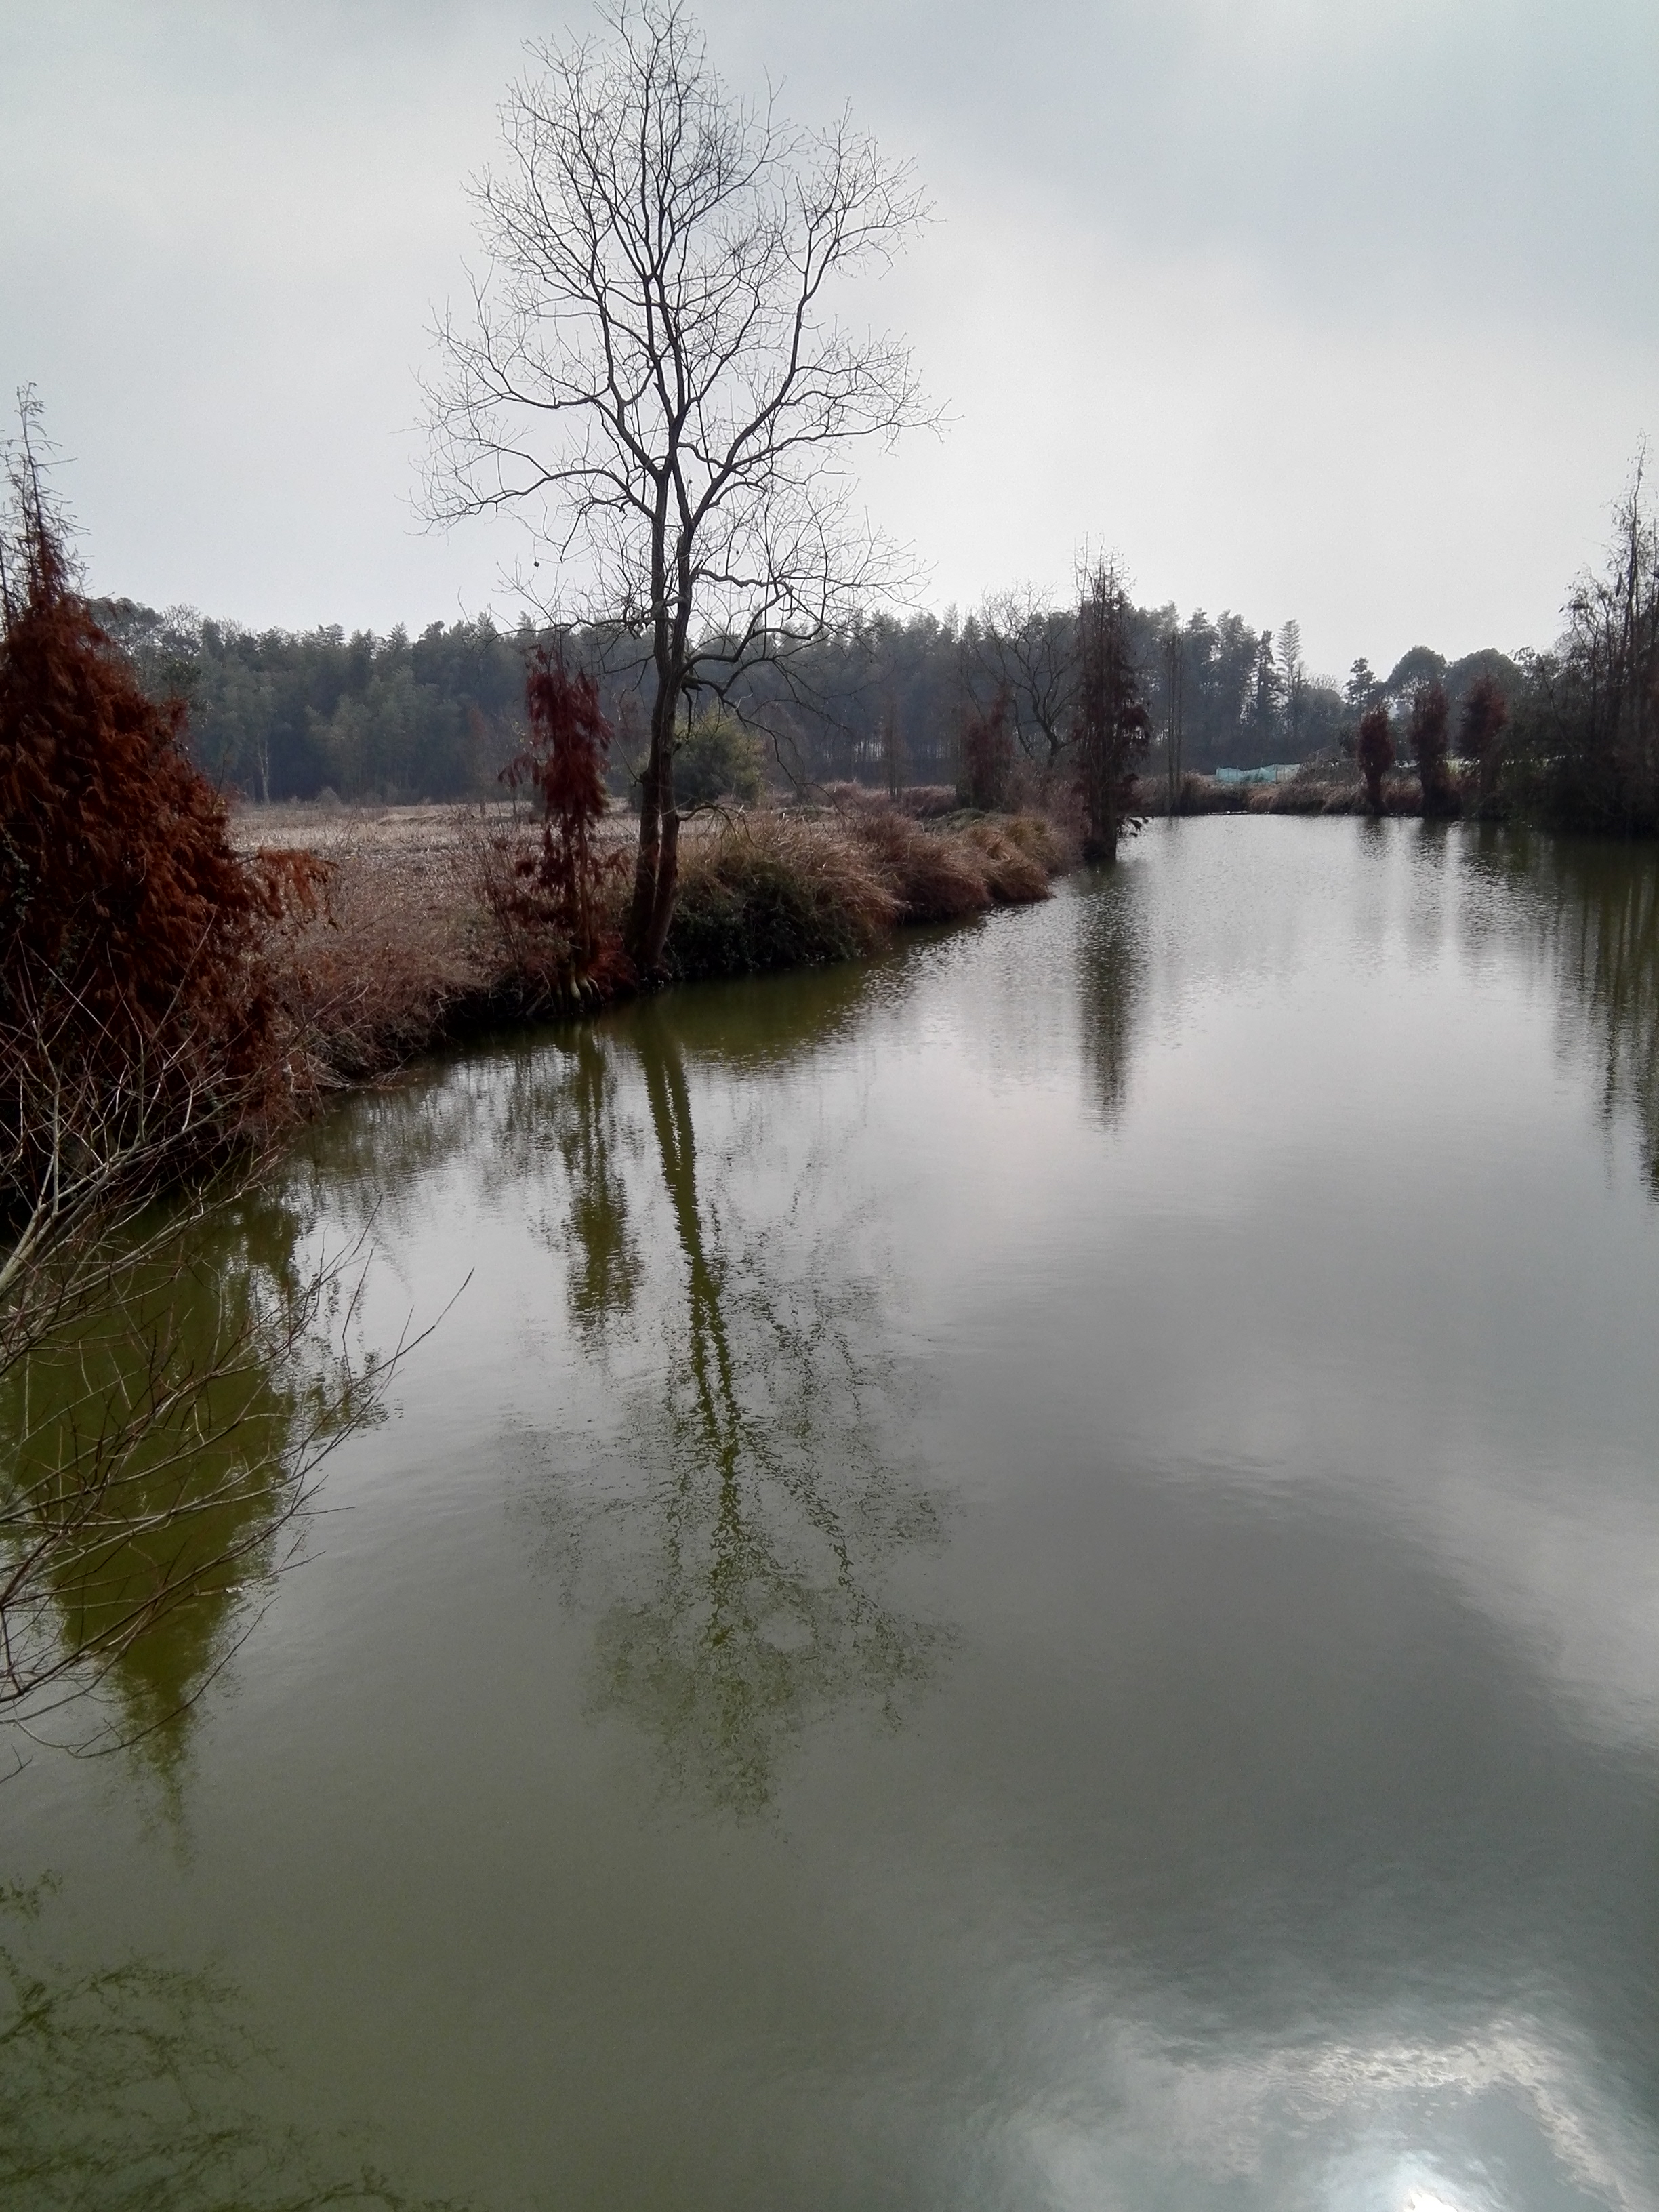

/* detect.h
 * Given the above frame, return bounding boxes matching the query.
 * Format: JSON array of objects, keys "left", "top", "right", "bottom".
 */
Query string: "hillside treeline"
[
  {"left": 96, "top": 455, "right": 1655, "bottom": 834},
  {"left": 93, "top": 594, "right": 1370, "bottom": 803}
]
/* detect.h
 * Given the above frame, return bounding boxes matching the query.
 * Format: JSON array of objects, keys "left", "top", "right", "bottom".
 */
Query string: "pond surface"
[{"left": 7, "top": 819, "right": 1659, "bottom": 2212}]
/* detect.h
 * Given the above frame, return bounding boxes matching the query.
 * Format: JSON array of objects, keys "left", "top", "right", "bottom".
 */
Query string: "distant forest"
[{"left": 94, "top": 593, "right": 1524, "bottom": 808}]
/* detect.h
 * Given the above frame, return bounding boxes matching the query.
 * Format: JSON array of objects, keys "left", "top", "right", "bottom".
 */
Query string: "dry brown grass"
[
  {"left": 846, "top": 807, "right": 1062, "bottom": 920},
  {"left": 1246, "top": 779, "right": 1326, "bottom": 814},
  {"left": 274, "top": 840, "right": 496, "bottom": 1082},
  {"left": 847, "top": 810, "right": 994, "bottom": 922},
  {"left": 668, "top": 811, "right": 900, "bottom": 978},
  {"left": 819, "top": 781, "right": 958, "bottom": 820},
  {"left": 244, "top": 796, "right": 1067, "bottom": 1071},
  {"left": 684, "top": 808, "right": 903, "bottom": 935},
  {"left": 962, "top": 817, "right": 1056, "bottom": 900}
]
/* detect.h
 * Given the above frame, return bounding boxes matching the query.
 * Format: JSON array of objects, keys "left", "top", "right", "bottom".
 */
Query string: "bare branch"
[{"left": 421, "top": 0, "right": 936, "bottom": 970}]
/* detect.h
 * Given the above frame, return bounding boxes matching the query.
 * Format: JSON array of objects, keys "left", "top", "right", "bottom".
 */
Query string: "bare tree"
[
  {"left": 424, "top": 1, "right": 933, "bottom": 974},
  {"left": 968, "top": 586, "right": 1075, "bottom": 772},
  {"left": 1563, "top": 443, "right": 1659, "bottom": 828}
]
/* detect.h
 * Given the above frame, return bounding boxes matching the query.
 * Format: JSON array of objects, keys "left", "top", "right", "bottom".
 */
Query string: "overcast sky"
[{"left": 3, "top": 0, "right": 1655, "bottom": 678}]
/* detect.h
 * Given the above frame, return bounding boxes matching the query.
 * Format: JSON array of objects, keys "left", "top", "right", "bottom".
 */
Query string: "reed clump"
[
  {"left": 663, "top": 804, "right": 1063, "bottom": 979},
  {"left": 667, "top": 811, "right": 901, "bottom": 979},
  {"left": 847, "top": 809, "right": 995, "bottom": 922}
]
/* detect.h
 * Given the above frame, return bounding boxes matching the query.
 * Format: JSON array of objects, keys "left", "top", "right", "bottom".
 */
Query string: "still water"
[{"left": 6, "top": 819, "right": 1659, "bottom": 2211}]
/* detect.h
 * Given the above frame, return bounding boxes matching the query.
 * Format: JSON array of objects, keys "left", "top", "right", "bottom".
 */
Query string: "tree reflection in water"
[
  {"left": 527, "top": 1000, "right": 954, "bottom": 1817},
  {"left": 0, "top": 1882, "right": 465, "bottom": 2212},
  {"left": 1469, "top": 828, "right": 1659, "bottom": 1194},
  {"left": 1546, "top": 839, "right": 1659, "bottom": 1193},
  {"left": 544, "top": 1029, "right": 644, "bottom": 1340},
  {"left": 0, "top": 1180, "right": 391, "bottom": 1776},
  {"left": 1075, "top": 865, "right": 1143, "bottom": 1128}
]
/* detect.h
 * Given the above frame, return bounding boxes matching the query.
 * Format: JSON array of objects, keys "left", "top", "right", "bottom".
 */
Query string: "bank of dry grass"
[
  {"left": 665, "top": 806, "right": 1065, "bottom": 980},
  {"left": 255, "top": 800, "right": 1068, "bottom": 1080},
  {"left": 1134, "top": 771, "right": 1434, "bottom": 819}
]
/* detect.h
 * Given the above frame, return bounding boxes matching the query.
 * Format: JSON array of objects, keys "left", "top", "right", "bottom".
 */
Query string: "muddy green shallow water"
[{"left": 7, "top": 819, "right": 1659, "bottom": 2211}]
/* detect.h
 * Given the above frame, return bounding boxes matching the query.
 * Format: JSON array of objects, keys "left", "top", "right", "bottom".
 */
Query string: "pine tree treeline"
[
  {"left": 92, "top": 595, "right": 1370, "bottom": 804},
  {"left": 96, "top": 602, "right": 536, "bottom": 804},
  {"left": 94, "top": 447, "right": 1654, "bottom": 834}
]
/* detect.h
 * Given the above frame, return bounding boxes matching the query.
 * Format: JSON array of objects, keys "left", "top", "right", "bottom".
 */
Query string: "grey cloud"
[{"left": 0, "top": 0, "right": 1654, "bottom": 666}]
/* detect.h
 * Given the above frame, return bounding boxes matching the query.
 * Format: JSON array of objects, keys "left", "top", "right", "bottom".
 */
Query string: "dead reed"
[{"left": 275, "top": 839, "right": 496, "bottom": 1081}]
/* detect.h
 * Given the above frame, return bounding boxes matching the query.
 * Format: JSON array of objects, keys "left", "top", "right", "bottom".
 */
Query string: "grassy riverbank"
[
  {"left": 1136, "top": 769, "right": 1463, "bottom": 818},
  {"left": 249, "top": 800, "right": 1072, "bottom": 1086}
]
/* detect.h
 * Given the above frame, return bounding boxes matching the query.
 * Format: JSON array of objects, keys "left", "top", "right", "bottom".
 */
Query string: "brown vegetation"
[
  {"left": 1461, "top": 674, "right": 1510, "bottom": 813},
  {"left": 1408, "top": 682, "right": 1456, "bottom": 816},
  {"left": 959, "top": 694, "right": 1016, "bottom": 811},
  {"left": 1357, "top": 707, "right": 1397, "bottom": 815},
  {"left": 277, "top": 836, "right": 495, "bottom": 1080},
  {"left": 654, "top": 805, "right": 1063, "bottom": 981},
  {"left": 0, "top": 445, "right": 305, "bottom": 1233},
  {"left": 1075, "top": 560, "right": 1151, "bottom": 861},
  {"left": 243, "top": 795, "right": 1068, "bottom": 1062},
  {"left": 476, "top": 646, "right": 630, "bottom": 1013}
]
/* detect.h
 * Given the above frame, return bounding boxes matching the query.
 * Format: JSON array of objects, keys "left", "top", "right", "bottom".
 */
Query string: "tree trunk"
[
  {"left": 641, "top": 802, "right": 680, "bottom": 976},
  {"left": 625, "top": 747, "right": 664, "bottom": 968},
  {"left": 625, "top": 664, "right": 685, "bottom": 978}
]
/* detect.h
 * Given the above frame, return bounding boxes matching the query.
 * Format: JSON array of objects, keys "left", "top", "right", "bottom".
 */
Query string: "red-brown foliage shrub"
[
  {"left": 959, "top": 694, "right": 1015, "bottom": 812},
  {"left": 0, "top": 439, "right": 289, "bottom": 1223},
  {"left": 1408, "top": 682, "right": 1456, "bottom": 817},
  {"left": 1356, "top": 706, "right": 1396, "bottom": 815},
  {"left": 482, "top": 645, "right": 628, "bottom": 1008},
  {"left": 1460, "top": 674, "right": 1510, "bottom": 809}
]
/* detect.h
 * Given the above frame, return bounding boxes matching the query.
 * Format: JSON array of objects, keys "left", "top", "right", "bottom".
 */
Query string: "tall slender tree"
[
  {"left": 1075, "top": 560, "right": 1149, "bottom": 862},
  {"left": 424, "top": 1, "right": 932, "bottom": 974},
  {"left": 1408, "top": 680, "right": 1455, "bottom": 816}
]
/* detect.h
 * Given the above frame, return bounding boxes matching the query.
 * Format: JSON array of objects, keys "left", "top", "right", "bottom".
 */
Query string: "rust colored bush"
[
  {"left": 958, "top": 694, "right": 1015, "bottom": 812},
  {"left": 1356, "top": 706, "right": 1396, "bottom": 815},
  {"left": 1460, "top": 674, "right": 1510, "bottom": 809},
  {"left": 1408, "top": 682, "right": 1456, "bottom": 816},
  {"left": 482, "top": 644, "right": 628, "bottom": 1008},
  {"left": 0, "top": 427, "right": 289, "bottom": 1226}
]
